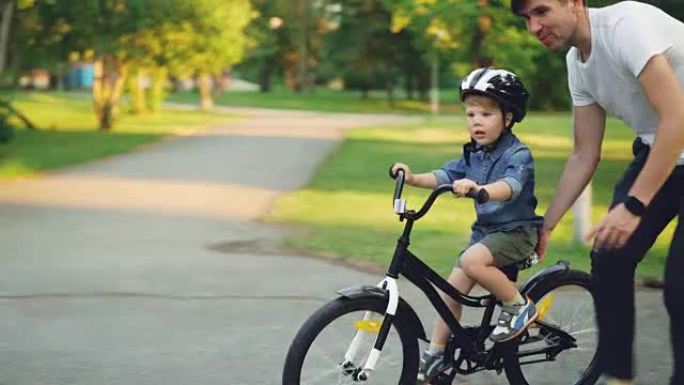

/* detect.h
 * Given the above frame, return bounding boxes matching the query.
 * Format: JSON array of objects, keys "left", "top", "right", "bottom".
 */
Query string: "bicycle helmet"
[{"left": 459, "top": 67, "right": 529, "bottom": 127}]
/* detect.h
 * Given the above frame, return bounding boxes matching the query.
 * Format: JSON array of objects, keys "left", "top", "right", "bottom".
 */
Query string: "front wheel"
[
  {"left": 504, "top": 269, "right": 601, "bottom": 385},
  {"left": 282, "top": 296, "right": 419, "bottom": 385}
]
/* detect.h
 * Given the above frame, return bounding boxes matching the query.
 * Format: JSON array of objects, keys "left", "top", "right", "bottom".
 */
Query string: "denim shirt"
[{"left": 433, "top": 132, "right": 543, "bottom": 244}]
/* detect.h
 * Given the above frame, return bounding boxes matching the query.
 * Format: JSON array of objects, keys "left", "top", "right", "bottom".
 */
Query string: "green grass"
[
  {"left": 166, "top": 85, "right": 465, "bottom": 114},
  {"left": 0, "top": 91, "right": 234, "bottom": 178},
  {"left": 267, "top": 112, "right": 673, "bottom": 280}
]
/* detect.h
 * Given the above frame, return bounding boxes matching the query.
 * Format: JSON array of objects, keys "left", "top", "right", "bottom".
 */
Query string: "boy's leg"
[
  {"left": 429, "top": 267, "right": 476, "bottom": 347},
  {"left": 418, "top": 268, "right": 476, "bottom": 383},
  {"left": 665, "top": 196, "right": 684, "bottom": 385},
  {"left": 459, "top": 244, "right": 537, "bottom": 342},
  {"left": 459, "top": 244, "right": 519, "bottom": 302},
  {"left": 592, "top": 165, "right": 681, "bottom": 381}
]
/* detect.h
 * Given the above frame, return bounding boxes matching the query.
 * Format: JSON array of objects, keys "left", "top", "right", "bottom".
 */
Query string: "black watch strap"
[{"left": 624, "top": 195, "right": 646, "bottom": 217}]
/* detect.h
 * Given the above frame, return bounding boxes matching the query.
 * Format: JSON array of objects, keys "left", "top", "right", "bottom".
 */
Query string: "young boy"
[{"left": 391, "top": 67, "right": 543, "bottom": 384}]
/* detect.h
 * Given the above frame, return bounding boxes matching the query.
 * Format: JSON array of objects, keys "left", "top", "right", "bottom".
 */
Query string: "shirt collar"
[{"left": 475, "top": 131, "right": 515, "bottom": 161}]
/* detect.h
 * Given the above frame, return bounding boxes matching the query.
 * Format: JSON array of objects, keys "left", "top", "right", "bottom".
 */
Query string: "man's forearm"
[
  {"left": 629, "top": 115, "right": 684, "bottom": 205},
  {"left": 543, "top": 152, "right": 600, "bottom": 230}
]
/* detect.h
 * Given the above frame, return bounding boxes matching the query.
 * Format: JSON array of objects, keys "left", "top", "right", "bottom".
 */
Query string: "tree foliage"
[
  {"left": 13, "top": 0, "right": 254, "bottom": 126},
  {"left": 10, "top": 0, "right": 684, "bottom": 115}
]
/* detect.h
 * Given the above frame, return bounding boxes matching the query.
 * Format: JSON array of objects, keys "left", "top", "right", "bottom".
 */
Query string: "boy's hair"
[
  {"left": 463, "top": 94, "right": 501, "bottom": 111},
  {"left": 511, "top": 0, "right": 584, "bottom": 15}
]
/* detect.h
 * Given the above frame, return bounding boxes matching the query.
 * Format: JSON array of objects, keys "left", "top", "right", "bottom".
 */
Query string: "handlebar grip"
[
  {"left": 465, "top": 188, "right": 490, "bottom": 204},
  {"left": 392, "top": 169, "right": 405, "bottom": 202},
  {"left": 388, "top": 165, "right": 398, "bottom": 179}
]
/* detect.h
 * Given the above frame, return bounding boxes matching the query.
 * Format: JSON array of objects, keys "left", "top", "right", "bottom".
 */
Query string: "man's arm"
[
  {"left": 628, "top": 54, "right": 684, "bottom": 205},
  {"left": 587, "top": 54, "right": 684, "bottom": 250},
  {"left": 543, "top": 103, "right": 606, "bottom": 231},
  {"left": 536, "top": 103, "right": 605, "bottom": 259}
]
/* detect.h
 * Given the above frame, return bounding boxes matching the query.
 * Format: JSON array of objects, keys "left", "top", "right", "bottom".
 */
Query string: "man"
[{"left": 511, "top": 1, "right": 684, "bottom": 384}]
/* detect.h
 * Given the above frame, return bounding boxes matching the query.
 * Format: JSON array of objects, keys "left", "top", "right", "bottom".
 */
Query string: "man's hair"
[{"left": 511, "top": 0, "right": 584, "bottom": 15}]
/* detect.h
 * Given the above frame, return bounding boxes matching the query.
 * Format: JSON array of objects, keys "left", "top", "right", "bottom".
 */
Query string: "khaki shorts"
[{"left": 457, "top": 226, "right": 538, "bottom": 268}]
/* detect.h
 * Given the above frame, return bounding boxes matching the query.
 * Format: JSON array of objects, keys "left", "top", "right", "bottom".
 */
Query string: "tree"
[
  {"left": 158, "top": 0, "right": 255, "bottom": 109},
  {"left": 386, "top": 0, "right": 570, "bottom": 109},
  {"left": 320, "top": 0, "right": 419, "bottom": 103},
  {"left": 0, "top": 0, "right": 36, "bottom": 79},
  {"left": 240, "top": 0, "right": 289, "bottom": 92},
  {"left": 14, "top": 0, "right": 255, "bottom": 125}
]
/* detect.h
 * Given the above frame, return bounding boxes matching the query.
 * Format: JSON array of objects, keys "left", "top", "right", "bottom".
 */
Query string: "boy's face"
[
  {"left": 516, "top": 0, "right": 582, "bottom": 51},
  {"left": 464, "top": 97, "right": 508, "bottom": 146}
]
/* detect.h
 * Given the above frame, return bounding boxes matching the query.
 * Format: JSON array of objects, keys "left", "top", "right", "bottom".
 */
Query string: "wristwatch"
[{"left": 623, "top": 195, "right": 646, "bottom": 217}]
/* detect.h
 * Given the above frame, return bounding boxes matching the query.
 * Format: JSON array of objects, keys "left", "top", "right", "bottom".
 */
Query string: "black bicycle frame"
[
  {"left": 387, "top": 213, "right": 499, "bottom": 347},
  {"left": 385, "top": 171, "right": 499, "bottom": 346}
]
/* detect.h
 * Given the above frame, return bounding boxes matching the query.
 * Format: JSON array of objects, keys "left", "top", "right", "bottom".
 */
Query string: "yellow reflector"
[
  {"left": 355, "top": 320, "right": 382, "bottom": 333},
  {"left": 537, "top": 295, "right": 555, "bottom": 321}
]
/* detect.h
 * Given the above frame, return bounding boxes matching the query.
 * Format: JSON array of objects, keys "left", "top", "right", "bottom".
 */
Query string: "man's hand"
[
  {"left": 452, "top": 179, "right": 478, "bottom": 197},
  {"left": 585, "top": 203, "right": 641, "bottom": 251},
  {"left": 391, "top": 163, "right": 414, "bottom": 184},
  {"left": 536, "top": 227, "right": 551, "bottom": 262}
]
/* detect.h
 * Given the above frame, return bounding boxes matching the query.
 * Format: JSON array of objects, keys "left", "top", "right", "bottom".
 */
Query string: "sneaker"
[
  {"left": 489, "top": 297, "right": 539, "bottom": 343},
  {"left": 416, "top": 349, "right": 447, "bottom": 384}
]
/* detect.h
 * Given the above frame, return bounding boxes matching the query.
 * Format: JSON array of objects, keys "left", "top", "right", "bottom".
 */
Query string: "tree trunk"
[
  {"left": 0, "top": 100, "right": 36, "bottom": 130},
  {"left": 260, "top": 58, "right": 274, "bottom": 93},
  {"left": 295, "top": 0, "right": 309, "bottom": 93},
  {"left": 0, "top": 0, "right": 14, "bottom": 76},
  {"left": 55, "top": 62, "right": 65, "bottom": 91},
  {"left": 417, "top": 66, "right": 430, "bottom": 102},
  {"left": 92, "top": 55, "right": 128, "bottom": 130},
  {"left": 471, "top": 0, "right": 493, "bottom": 67},
  {"left": 405, "top": 72, "right": 414, "bottom": 100},
  {"left": 212, "top": 72, "right": 225, "bottom": 100},
  {"left": 386, "top": 76, "right": 395, "bottom": 107},
  {"left": 148, "top": 66, "right": 167, "bottom": 113},
  {"left": 430, "top": 54, "right": 439, "bottom": 114},
  {"left": 129, "top": 69, "right": 147, "bottom": 115},
  {"left": 198, "top": 74, "right": 214, "bottom": 110}
]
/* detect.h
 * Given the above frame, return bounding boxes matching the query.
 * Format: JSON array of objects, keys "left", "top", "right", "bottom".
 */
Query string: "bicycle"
[{"left": 282, "top": 169, "right": 601, "bottom": 385}]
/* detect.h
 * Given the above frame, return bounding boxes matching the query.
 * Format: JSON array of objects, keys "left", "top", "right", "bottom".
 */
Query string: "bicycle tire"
[
  {"left": 282, "top": 296, "right": 419, "bottom": 385},
  {"left": 503, "top": 269, "right": 602, "bottom": 385}
]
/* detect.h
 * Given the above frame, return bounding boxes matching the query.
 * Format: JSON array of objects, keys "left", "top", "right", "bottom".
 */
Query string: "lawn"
[
  {"left": 166, "top": 85, "right": 465, "bottom": 115},
  {"left": 267, "top": 112, "right": 674, "bottom": 280},
  {"left": 0, "top": 91, "right": 234, "bottom": 179}
]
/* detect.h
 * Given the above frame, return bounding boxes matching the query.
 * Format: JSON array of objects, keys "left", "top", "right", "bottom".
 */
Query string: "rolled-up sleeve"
[
  {"left": 433, "top": 157, "right": 466, "bottom": 185},
  {"left": 501, "top": 149, "right": 533, "bottom": 200}
]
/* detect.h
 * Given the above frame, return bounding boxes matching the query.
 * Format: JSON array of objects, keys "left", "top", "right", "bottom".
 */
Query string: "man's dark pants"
[{"left": 591, "top": 138, "right": 684, "bottom": 384}]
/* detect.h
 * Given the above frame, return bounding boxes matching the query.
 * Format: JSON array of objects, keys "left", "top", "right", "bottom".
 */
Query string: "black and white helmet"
[{"left": 460, "top": 67, "right": 529, "bottom": 124}]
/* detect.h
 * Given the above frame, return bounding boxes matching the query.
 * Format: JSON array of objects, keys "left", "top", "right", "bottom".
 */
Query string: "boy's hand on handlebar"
[
  {"left": 452, "top": 179, "right": 479, "bottom": 197},
  {"left": 391, "top": 163, "right": 414, "bottom": 184}
]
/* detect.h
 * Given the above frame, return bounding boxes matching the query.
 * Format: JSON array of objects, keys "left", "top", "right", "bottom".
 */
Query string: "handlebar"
[{"left": 390, "top": 166, "right": 489, "bottom": 221}]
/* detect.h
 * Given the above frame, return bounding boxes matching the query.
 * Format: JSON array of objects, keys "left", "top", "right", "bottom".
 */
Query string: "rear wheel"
[
  {"left": 503, "top": 270, "right": 601, "bottom": 385},
  {"left": 282, "top": 296, "right": 419, "bottom": 385}
]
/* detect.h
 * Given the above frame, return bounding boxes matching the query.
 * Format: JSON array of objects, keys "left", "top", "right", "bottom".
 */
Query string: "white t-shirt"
[{"left": 566, "top": 1, "right": 684, "bottom": 164}]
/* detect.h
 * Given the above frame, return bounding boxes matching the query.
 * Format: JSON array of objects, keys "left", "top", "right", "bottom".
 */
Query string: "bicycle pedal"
[{"left": 430, "top": 369, "right": 456, "bottom": 385}]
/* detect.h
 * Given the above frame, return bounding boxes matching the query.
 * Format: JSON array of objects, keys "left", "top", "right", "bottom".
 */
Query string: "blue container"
[
  {"left": 77, "top": 65, "right": 94, "bottom": 88},
  {"left": 64, "top": 64, "right": 94, "bottom": 89}
]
